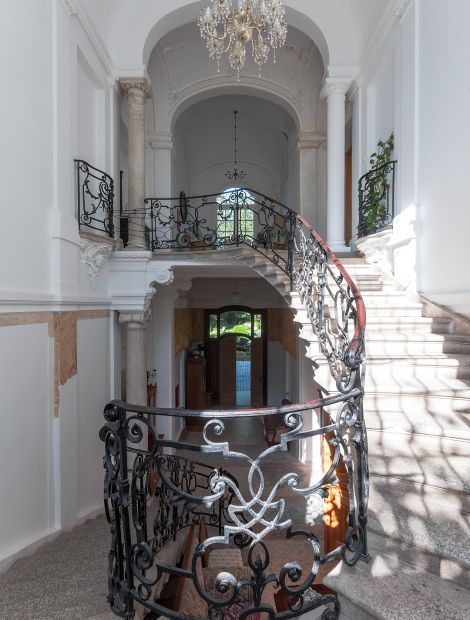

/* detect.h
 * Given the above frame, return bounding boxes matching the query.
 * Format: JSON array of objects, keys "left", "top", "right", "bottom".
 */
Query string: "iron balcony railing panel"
[
  {"left": 101, "top": 390, "right": 367, "bottom": 620},
  {"left": 357, "top": 160, "right": 397, "bottom": 238},
  {"left": 75, "top": 159, "right": 114, "bottom": 238},
  {"left": 122, "top": 188, "right": 295, "bottom": 273},
  {"left": 103, "top": 192, "right": 367, "bottom": 619}
]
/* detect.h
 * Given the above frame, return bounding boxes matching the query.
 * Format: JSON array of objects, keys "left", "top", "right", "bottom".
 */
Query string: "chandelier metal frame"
[
  {"left": 226, "top": 110, "right": 246, "bottom": 182},
  {"left": 199, "top": 0, "right": 287, "bottom": 78}
]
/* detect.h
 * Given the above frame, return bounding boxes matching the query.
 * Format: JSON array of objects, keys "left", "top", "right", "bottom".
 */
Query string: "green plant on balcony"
[{"left": 362, "top": 132, "right": 394, "bottom": 234}]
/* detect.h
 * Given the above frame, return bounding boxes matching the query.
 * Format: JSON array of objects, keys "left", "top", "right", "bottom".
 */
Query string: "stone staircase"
[{"left": 239, "top": 251, "right": 470, "bottom": 619}]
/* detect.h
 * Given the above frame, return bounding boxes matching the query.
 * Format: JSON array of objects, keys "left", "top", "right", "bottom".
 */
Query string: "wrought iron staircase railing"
[
  {"left": 75, "top": 159, "right": 114, "bottom": 237},
  {"left": 122, "top": 188, "right": 295, "bottom": 273},
  {"left": 358, "top": 160, "right": 397, "bottom": 238},
  {"left": 101, "top": 190, "right": 368, "bottom": 619}
]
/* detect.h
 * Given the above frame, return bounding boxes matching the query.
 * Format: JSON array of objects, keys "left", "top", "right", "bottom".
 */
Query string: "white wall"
[
  {"left": 357, "top": 2, "right": 417, "bottom": 289},
  {"left": 0, "top": 1, "right": 53, "bottom": 295},
  {"left": 374, "top": 58, "right": 395, "bottom": 145},
  {"left": 77, "top": 317, "right": 111, "bottom": 518},
  {"left": 0, "top": 323, "right": 53, "bottom": 567},
  {"left": 417, "top": 0, "right": 470, "bottom": 316},
  {"left": 356, "top": 0, "right": 470, "bottom": 316},
  {"left": 0, "top": 1, "right": 118, "bottom": 569}
]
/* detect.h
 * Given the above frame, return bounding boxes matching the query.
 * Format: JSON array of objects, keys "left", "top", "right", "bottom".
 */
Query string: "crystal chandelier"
[
  {"left": 226, "top": 110, "right": 246, "bottom": 182},
  {"left": 199, "top": 0, "right": 287, "bottom": 79}
]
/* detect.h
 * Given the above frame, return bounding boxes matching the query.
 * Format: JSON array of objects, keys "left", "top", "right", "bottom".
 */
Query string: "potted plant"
[{"left": 360, "top": 133, "right": 395, "bottom": 235}]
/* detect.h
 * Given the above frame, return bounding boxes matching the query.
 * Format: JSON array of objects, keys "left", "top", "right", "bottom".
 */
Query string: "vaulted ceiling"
[{"left": 78, "top": 0, "right": 392, "bottom": 69}]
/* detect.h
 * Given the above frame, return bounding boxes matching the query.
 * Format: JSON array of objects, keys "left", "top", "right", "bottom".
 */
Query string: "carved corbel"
[{"left": 80, "top": 240, "right": 113, "bottom": 289}]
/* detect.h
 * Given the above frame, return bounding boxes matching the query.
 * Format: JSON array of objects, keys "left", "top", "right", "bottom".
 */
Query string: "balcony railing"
[
  {"left": 102, "top": 191, "right": 368, "bottom": 619},
  {"left": 358, "top": 160, "right": 397, "bottom": 238},
  {"left": 75, "top": 159, "right": 114, "bottom": 238},
  {"left": 121, "top": 189, "right": 295, "bottom": 273}
]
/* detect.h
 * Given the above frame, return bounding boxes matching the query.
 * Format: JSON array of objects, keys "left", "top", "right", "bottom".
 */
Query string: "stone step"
[
  {"left": 252, "top": 262, "right": 278, "bottom": 275},
  {"left": 363, "top": 390, "right": 470, "bottom": 416},
  {"left": 366, "top": 475, "right": 470, "bottom": 569},
  {"left": 363, "top": 401, "right": 470, "bottom": 440},
  {"left": 264, "top": 273, "right": 290, "bottom": 287},
  {"left": 365, "top": 336, "right": 470, "bottom": 356},
  {"left": 365, "top": 316, "right": 453, "bottom": 332},
  {"left": 333, "top": 257, "right": 366, "bottom": 264},
  {"left": 311, "top": 363, "right": 470, "bottom": 399},
  {"left": 366, "top": 305, "right": 423, "bottom": 317},
  {"left": 364, "top": 530, "right": 470, "bottom": 590},
  {"left": 324, "top": 543, "right": 470, "bottom": 619},
  {"left": 366, "top": 430, "right": 470, "bottom": 493},
  {"left": 360, "top": 290, "right": 415, "bottom": 301},
  {"left": 365, "top": 359, "right": 470, "bottom": 381}
]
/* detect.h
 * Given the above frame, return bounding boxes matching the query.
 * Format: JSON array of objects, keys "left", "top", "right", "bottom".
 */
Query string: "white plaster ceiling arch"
[
  {"left": 170, "top": 82, "right": 302, "bottom": 135},
  {"left": 172, "top": 93, "right": 297, "bottom": 198},
  {"left": 107, "top": 0, "right": 361, "bottom": 75}
]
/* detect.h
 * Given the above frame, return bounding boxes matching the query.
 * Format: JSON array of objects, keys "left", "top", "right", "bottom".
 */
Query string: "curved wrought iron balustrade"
[
  {"left": 102, "top": 192, "right": 368, "bottom": 619},
  {"left": 357, "top": 160, "right": 397, "bottom": 238},
  {"left": 123, "top": 189, "right": 296, "bottom": 273},
  {"left": 75, "top": 159, "right": 115, "bottom": 237}
]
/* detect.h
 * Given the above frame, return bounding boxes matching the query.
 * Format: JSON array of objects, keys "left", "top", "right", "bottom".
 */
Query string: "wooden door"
[
  {"left": 251, "top": 338, "right": 264, "bottom": 407},
  {"left": 219, "top": 335, "right": 236, "bottom": 407}
]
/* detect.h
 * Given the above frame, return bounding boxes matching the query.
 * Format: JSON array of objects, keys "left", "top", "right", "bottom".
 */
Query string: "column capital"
[
  {"left": 148, "top": 268, "right": 175, "bottom": 287},
  {"left": 119, "top": 77, "right": 152, "bottom": 98},
  {"left": 320, "top": 77, "right": 352, "bottom": 100},
  {"left": 298, "top": 132, "right": 326, "bottom": 150},
  {"left": 347, "top": 78, "right": 364, "bottom": 103},
  {"left": 118, "top": 311, "right": 148, "bottom": 327}
]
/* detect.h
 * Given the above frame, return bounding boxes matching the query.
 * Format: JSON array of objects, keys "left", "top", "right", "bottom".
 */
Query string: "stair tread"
[
  {"left": 324, "top": 552, "right": 470, "bottom": 620},
  {"left": 364, "top": 405, "right": 470, "bottom": 439},
  {"left": 366, "top": 476, "right": 470, "bottom": 566}
]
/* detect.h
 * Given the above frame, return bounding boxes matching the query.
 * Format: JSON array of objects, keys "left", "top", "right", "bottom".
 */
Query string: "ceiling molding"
[
  {"left": 59, "top": 0, "right": 77, "bottom": 16},
  {"left": 362, "top": 0, "right": 413, "bottom": 69},
  {"left": 167, "top": 75, "right": 306, "bottom": 134},
  {"left": 73, "top": 0, "right": 114, "bottom": 77},
  {"left": 396, "top": 0, "right": 413, "bottom": 18}
]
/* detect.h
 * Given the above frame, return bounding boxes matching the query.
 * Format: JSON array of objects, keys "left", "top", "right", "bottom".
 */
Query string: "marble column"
[
  {"left": 120, "top": 78, "right": 151, "bottom": 249},
  {"left": 320, "top": 78, "right": 351, "bottom": 252},
  {"left": 120, "top": 312, "right": 148, "bottom": 407}
]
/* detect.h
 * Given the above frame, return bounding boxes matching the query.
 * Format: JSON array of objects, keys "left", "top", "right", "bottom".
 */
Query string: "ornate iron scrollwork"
[
  {"left": 101, "top": 192, "right": 368, "bottom": 619},
  {"left": 75, "top": 159, "right": 114, "bottom": 237}
]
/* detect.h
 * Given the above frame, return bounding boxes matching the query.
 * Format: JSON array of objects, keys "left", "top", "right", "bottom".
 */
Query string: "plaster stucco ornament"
[
  {"left": 80, "top": 240, "right": 113, "bottom": 288},
  {"left": 199, "top": 0, "right": 287, "bottom": 79}
]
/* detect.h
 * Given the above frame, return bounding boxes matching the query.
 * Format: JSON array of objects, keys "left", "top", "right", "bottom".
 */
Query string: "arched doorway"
[{"left": 205, "top": 306, "right": 266, "bottom": 407}]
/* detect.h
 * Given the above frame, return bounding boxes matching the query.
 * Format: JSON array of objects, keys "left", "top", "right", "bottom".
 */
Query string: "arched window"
[{"left": 216, "top": 188, "right": 254, "bottom": 241}]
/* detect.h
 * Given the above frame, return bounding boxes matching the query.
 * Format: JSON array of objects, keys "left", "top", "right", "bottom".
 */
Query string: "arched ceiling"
[
  {"left": 175, "top": 94, "right": 295, "bottom": 185},
  {"left": 147, "top": 22, "right": 323, "bottom": 135},
  {"left": 76, "top": 0, "right": 392, "bottom": 74}
]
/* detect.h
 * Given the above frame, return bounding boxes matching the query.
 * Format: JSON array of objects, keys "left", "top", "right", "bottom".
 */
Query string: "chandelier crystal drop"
[
  {"left": 225, "top": 110, "right": 246, "bottom": 182},
  {"left": 199, "top": 0, "right": 287, "bottom": 79}
]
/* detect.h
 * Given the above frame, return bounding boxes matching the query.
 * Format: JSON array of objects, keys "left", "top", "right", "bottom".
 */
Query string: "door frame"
[{"left": 204, "top": 305, "right": 267, "bottom": 407}]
